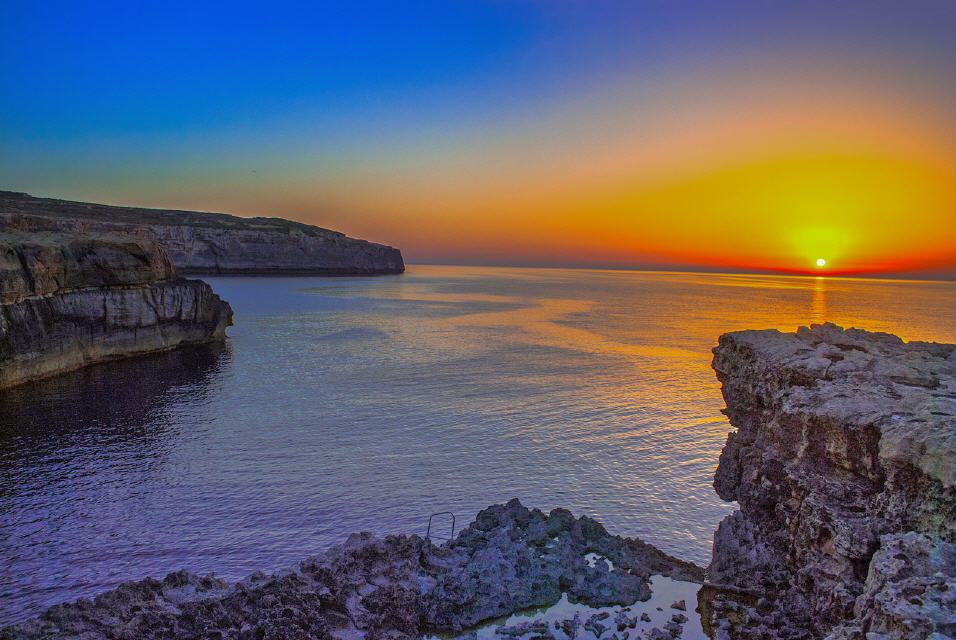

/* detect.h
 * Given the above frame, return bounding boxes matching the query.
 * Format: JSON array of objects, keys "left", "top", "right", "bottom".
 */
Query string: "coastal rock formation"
[
  {"left": 708, "top": 323, "right": 956, "bottom": 639},
  {"left": 0, "top": 234, "right": 176, "bottom": 304},
  {"left": 0, "top": 190, "right": 405, "bottom": 275},
  {"left": 0, "top": 234, "right": 232, "bottom": 390},
  {"left": 1, "top": 500, "right": 703, "bottom": 639},
  {"left": 827, "top": 533, "right": 956, "bottom": 640}
]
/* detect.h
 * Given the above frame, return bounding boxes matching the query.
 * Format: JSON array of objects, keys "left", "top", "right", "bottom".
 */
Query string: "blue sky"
[{"left": 2, "top": 2, "right": 955, "bottom": 275}]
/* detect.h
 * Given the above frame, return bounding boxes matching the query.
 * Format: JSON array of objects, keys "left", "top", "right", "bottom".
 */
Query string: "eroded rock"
[
  {"left": 0, "top": 234, "right": 232, "bottom": 390},
  {"left": 826, "top": 533, "right": 956, "bottom": 640},
  {"left": 1, "top": 500, "right": 703, "bottom": 639},
  {"left": 709, "top": 323, "right": 956, "bottom": 638}
]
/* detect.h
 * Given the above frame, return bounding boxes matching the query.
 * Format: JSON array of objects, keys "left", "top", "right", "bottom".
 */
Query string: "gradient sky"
[{"left": 2, "top": 1, "right": 955, "bottom": 277}]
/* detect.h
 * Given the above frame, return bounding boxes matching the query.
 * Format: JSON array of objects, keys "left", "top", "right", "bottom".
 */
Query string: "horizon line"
[
  {"left": 6, "top": 187, "right": 954, "bottom": 283},
  {"left": 404, "top": 261, "right": 956, "bottom": 284}
]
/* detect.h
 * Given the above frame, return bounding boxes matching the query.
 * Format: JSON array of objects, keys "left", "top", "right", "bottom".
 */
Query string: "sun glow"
[
  {"left": 7, "top": 11, "right": 955, "bottom": 278},
  {"left": 816, "top": 258, "right": 827, "bottom": 268}
]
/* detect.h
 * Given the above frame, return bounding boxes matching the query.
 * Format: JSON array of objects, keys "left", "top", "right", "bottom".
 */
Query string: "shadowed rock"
[
  {"left": 0, "top": 233, "right": 232, "bottom": 389},
  {"left": 708, "top": 323, "right": 956, "bottom": 639},
  {"left": 0, "top": 190, "right": 404, "bottom": 275},
  {"left": 0, "top": 500, "right": 703, "bottom": 639}
]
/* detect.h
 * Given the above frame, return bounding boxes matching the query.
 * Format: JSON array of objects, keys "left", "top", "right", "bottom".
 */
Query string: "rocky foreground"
[
  {"left": 0, "top": 190, "right": 404, "bottom": 275},
  {"left": 4, "top": 324, "right": 954, "bottom": 638},
  {"left": 0, "top": 232, "right": 232, "bottom": 389},
  {"left": 1, "top": 500, "right": 703, "bottom": 640},
  {"left": 708, "top": 323, "right": 955, "bottom": 639}
]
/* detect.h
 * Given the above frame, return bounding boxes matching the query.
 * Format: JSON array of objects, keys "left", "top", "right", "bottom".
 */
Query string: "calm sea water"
[{"left": 2, "top": 266, "right": 955, "bottom": 624}]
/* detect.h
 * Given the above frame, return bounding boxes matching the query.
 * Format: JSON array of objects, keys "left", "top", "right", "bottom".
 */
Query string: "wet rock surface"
[
  {"left": 708, "top": 323, "right": 956, "bottom": 639},
  {"left": 0, "top": 190, "right": 404, "bottom": 275},
  {"left": 1, "top": 500, "right": 703, "bottom": 640}
]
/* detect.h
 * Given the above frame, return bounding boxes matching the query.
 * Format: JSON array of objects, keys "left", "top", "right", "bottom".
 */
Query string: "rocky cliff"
[
  {"left": 708, "top": 323, "right": 955, "bottom": 639},
  {"left": 0, "top": 233, "right": 233, "bottom": 390},
  {"left": 0, "top": 190, "right": 405, "bottom": 275},
  {"left": 2, "top": 500, "right": 703, "bottom": 640}
]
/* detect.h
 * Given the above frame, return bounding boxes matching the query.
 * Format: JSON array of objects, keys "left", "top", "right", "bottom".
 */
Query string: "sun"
[{"left": 815, "top": 258, "right": 827, "bottom": 268}]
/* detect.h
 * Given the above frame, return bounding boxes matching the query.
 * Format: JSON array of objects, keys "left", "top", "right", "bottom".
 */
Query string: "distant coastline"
[
  {"left": 0, "top": 189, "right": 405, "bottom": 388},
  {"left": 0, "top": 190, "right": 405, "bottom": 276},
  {"left": 407, "top": 260, "right": 956, "bottom": 283}
]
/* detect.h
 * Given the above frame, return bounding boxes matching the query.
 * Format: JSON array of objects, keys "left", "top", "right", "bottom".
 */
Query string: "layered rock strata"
[
  {"left": 2, "top": 500, "right": 703, "bottom": 640},
  {"left": 0, "top": 234, "right": 232, "bottom": 390},
  {"left": 0, "top": 190, "right": 405, "bottom": 275},
  {"left": 708, "top": 323, "right": 956, "bottom": 639}
]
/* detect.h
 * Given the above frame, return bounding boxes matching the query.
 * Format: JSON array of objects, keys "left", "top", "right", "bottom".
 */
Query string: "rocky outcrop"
[
  {"left": 1, "top": 500, "right": 703, "bottom": 639},
  {"left": 0, "top": 234, "right": 176, "bottom": 304},
  {"left": 0, "top": 190, "right": 405, "bottom": 275},
  {"left": 707, "top": 323, "right": 956, "bottom": 639},
  {"left": 0, "top": 234, "right": 232, "bottom": 390},
  {"left": 827, "top": 533, "right": 956, "bottom": 640}
]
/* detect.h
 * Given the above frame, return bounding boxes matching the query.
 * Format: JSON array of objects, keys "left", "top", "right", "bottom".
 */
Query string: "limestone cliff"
[
  {"left": 0, "top": 190, "right": 405, "bottom": 275},
  {"left": 708, "top": 323, "right": 955, "bottom": 639},
  {"left": 0, "top": 234, "right": 232, "bottom": 390}
]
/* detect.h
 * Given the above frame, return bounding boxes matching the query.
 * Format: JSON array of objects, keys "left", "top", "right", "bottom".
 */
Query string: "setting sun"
[{"left": 3, "top": 4, "right": 956, "bottom": 638}]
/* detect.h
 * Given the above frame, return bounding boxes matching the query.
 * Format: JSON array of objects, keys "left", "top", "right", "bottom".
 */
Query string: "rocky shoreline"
[
  {"left": 3, "top": 324, "right": 953, "bottom": 638},
  {"left": 0, "top": 188, "right": 407, "bottom": 387},
  {"left": 0, "top": 233, "right": 232, "bottom": 390},
  {"left": 1, "top": 500, "right": 703, "bottom": 640}
]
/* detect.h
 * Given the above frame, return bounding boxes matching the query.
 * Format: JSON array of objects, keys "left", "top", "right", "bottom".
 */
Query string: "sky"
[{"left": 2, "top": 1, "right": 955, "bottom": 277}]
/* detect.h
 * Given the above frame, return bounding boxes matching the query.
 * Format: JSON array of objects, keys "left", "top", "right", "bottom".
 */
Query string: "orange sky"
[
  {"left": 210, "top": 58, "right": 956, "bottom": 277},
  {"left": 4, "top": 5, "right": 956, "bottom": 277}
]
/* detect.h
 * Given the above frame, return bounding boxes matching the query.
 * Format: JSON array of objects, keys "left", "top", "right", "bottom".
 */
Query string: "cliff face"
[
  {"left": 0, "top": 235, "right": 232, "bottom": 390},
  {"left": 0, "top": 190, "right": 405, "bottom": 275},
  {"left": 709, "top": 323, "right": 956, "bottom": 639},
  {"left": 0, "top": 186, "right": 400, "bottom": 387},
  {"left": 0, "top": 235, "right": 176, "bottom": 304}
]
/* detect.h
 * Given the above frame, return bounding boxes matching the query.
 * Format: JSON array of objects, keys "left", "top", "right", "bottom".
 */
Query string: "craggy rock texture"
[
  {"left": 1, "top": 500, "right": 703, "bottom": 640},
  {"left": 0, "top": 190, "right": 405, "bottom": 275},
  {"left": 827, "top": 533, "right": 956, "bottom": 640},
  {"left": 708, "top": 323, "right": 956, "bottom": 639},
  {"left": 0, "top": 235, "right": 232, "bottom": 390},
  {"left": 0, "top": 234, "right": 175, "bottom": 304},
  {"left": 422, "top": 500, "right": 702, "bottom": 631}
]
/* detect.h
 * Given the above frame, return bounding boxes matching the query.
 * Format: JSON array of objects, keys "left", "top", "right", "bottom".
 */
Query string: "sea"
[{"left": 2, "top": 266, "right": 955, "bottom": 624}]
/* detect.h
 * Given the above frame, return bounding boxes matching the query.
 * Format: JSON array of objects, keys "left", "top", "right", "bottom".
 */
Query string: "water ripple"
[{"left": 2, "top": 267, "right": 955, "bottom": 624}]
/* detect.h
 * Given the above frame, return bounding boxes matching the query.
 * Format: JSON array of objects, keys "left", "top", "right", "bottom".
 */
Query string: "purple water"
[{"left": 3, "top": 266, "right": 955, "bottom": 624}]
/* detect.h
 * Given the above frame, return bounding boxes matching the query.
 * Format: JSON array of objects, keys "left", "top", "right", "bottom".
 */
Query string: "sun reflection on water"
[{"left": 2, "top": 266, "right": 955, "bottom": 624}]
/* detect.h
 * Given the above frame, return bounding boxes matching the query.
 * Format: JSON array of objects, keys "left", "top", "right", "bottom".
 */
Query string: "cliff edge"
[
  {"left": 709, "top": 323, "right": 955, "bottom": 639},
  {"left": 0, "top": 190, "right": 405, "bottom": 275},
  {"left": 0, "top": 233, "right": 233, "bottom": 390}
]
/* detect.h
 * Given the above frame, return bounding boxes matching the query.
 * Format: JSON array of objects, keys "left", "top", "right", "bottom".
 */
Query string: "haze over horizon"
[{"left": 3, "top": 2, "right": 955, "bottom": 278}]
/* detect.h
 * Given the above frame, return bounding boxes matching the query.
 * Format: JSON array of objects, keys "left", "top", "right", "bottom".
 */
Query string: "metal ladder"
[{"left": 426, "top": 511, "right": 456, "bottom": 543}]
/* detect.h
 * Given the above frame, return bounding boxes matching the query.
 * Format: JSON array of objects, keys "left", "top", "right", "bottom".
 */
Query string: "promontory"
[
  {"left": 0, "top": 231, "right": 232, "bottom": 390},
  {"left": 0, "top": 189, "right": 406, "bottom": 388},
  {"left": 0, "top": 190, "right": 405, "bottom": 275}
]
